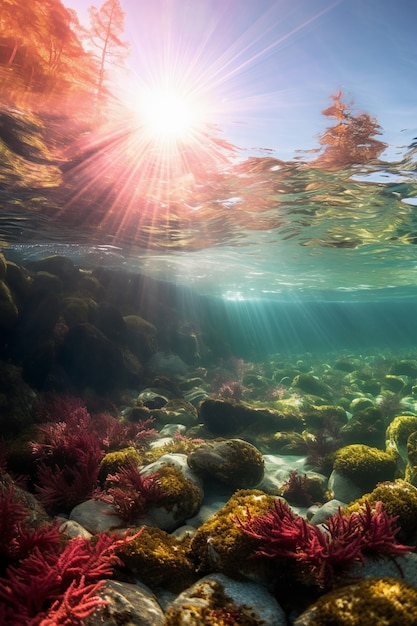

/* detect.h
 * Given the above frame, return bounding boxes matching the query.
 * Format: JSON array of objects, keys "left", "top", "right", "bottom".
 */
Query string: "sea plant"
[
  {"left": 237, "top": 498, "right": 412, "bottom": 589},
  {"left": 0, "top": 486, "right": 141, "bottom": 624},
  {"left": 94, "top": 459, "right": 162, "bottom": 524}
]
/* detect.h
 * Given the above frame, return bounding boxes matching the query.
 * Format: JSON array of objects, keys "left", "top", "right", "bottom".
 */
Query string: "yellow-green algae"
[
  {"left": 153, "top": 463, "right": 203, "bottom": 520},
  {"left": 345, "top": 479, "right": 417, "bottom": 545},
  {"left": 333, "top": 444, "right": 397, "bottom": 492},
  {"left": 405, "top": 431, "right": 417, "bottom": 488},
  {"left": 386, "top": 415, "right": 417, "bottom": 456},
  {"left": 143, "top": 437, "right": 205, "bottom": 464},
  {"left": 189, "top": 489, "right": 276, "bottom": 579},
  {"left": 117, "top": 526, "right": 197, "bottom": 593},
  {"left": 294, "top": 577, "right": 417, "bottom": 626},
  {"left": 99, "top": 447, "right": 143, "bottom": 481}
]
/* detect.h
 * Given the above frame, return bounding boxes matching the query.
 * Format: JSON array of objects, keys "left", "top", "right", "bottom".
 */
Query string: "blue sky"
[{"left": 67, "top": 0, "right": 417, "bottom": 160}]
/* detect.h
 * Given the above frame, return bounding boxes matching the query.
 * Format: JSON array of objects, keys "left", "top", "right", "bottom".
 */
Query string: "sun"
[
  {"left": 132, "top": 82, "right": 208, "bottom": 145},
  {"left": 140, "top": 87, "right": 202, "bottom": 141}
]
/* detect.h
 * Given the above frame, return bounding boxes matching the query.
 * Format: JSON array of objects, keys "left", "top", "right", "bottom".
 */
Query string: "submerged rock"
[
  {"left": 84, "top": 580, "right": 165, "bottom": 626},
  {"left": 164, "top": 573, "right": 286, "bottom": 626},
  {"left": 330, "top": 444, "right": 397, "bottom": 497},
  {"left": 187, "top": 438, "right": 264, "bottom": 489},
  {"left": 294, "top": 577, "right": 417, "bottom": 626}
]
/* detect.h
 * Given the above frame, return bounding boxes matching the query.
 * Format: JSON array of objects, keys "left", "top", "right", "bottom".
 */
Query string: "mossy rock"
[
  {"left": 294, "top": 577, "right": 417, "bottom": 626},
  {"left": 187, "top": 439, "right": 264, "bottom": 489},
  {"left": 153, "top": 463, "right": 203, "bottom": 522},
  {"left": 382, "top": 374, "right": 406, "bottom": 393},
  {"left": 99, "top": 446, "right": 143, "bottom": 482},
  {"left": 189, "top": 489, "right": 276, "bottom": 579},
  {"left": 291, "top": 374, "right": 333, "bottom": 400},
  {"left": 390, "top": 360, "right": 417, "bottom": 378},
  {"left": 302, "top": 404, "right": 347, "bottom": 430},
  {"left": 118, "top": 526, "right": 197, "bottom": 593},
  {"left": 349, "top": 397, "right": 374, "bottom": 415},
  {"left": 61, "top": 296, "right": 92, "bottom": 327},
  {"left": 333, "top": 444, "right": 397, "bottom": 493},
  {"left": 386, "top": 415, "right": 417, "bottom": 465},
  {"left": 340, "top": 406, "right": 385, "bottom": 448},
  {"left": 345, "top": 479, "right": 417, "bottom": 545}
]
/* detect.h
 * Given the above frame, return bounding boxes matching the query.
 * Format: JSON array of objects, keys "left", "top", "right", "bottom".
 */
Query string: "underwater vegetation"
[
  {"left": 0, "top": 483, "right": 141, "bottom": 625},
  {"left": 238, "top": 498, "right": 412, "bottom": 591}
]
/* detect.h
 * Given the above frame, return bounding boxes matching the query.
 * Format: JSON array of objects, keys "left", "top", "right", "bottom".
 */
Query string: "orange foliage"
[{"left": 312, "top": 91, "right": 387, "bottom": 169}]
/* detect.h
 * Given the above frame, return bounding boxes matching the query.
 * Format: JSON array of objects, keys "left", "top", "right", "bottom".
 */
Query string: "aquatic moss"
[
  {"left": 143, "top": 438, "right": 205, "bottom": 464},
  {"left": 291, "top": 374, "right": 333, "bottom": 400},
  {"left": 333, "top": 444, "right": 397, "bottom": 492},
  {"left": 302, "top": 404, "right": 347, "bottom": 430},
  {"left": 386, "top": 415, "right": 417, "bottom": 471},
  {"left": 294, "top": 577, "right": 417, "bottom": 626},
  {"left": 117, "top": 526, "right": 197, "bottom": 593},
  {"left": 98, "top": 447, "right": 143, "bottom": 482},
  {"left": 345, "top": 479, "right": 417, "bottom": 545},
  {"left": 154, "top": 463, "right": 203, "bottom": 520},
  {"left": 189, "top": 489, "right": 276, "bottom": 579}
]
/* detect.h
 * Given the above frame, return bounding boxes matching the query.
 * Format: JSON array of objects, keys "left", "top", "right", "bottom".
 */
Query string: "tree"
[
  {"left": 313, "top": 91, "right": 387, "bottom": 169},
  {"left": 87, "top": 0, "right": 129, "bottom": 109}
]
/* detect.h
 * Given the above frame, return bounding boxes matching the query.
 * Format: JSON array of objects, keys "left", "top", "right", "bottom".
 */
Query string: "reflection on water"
[{"left": 0, "top": 95, "right": 417, "bottom": 299}]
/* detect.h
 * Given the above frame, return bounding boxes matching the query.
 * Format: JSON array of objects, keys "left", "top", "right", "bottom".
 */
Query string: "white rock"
[
  {"left": 328, "top": 469, "right": 364, "bottom": 503},
  {"left": 69, "top": 499, "right": 123, "bottom": 533},
  {"left": 164, "top": 573, "right": 286, "bottom": 626}
]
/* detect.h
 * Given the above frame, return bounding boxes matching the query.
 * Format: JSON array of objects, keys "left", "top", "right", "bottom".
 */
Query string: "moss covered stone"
[
  {"left": 189, "top": 489, "right": 276, "bottom": 580},
  {"left": 294, "top": 577, "right": 417, "bottom": 626},
  {"left": 118, "top": 526, "right": 197, "bottom": 593},
  {"left": 152, "top": 462, "right": 203, "bottom": 522},
  {"left": 386, "top": 415, "right": 417, "bottom": 467},
  {"left": 291, "top": 374, "right": 333, "bottom": 400},
  {"left": 99, "top": 446, "right": 143, "bottom": 482},
  {"left": 345, "top": 479, "right": 417, "bottom": 545},
  {"left": 187, "top": 439, "right": 264, "bottom": 489},
  {"left": 333, "top": 444, "right": 397, "bottom": 493},
  {"left": 340, "top": 406, "right": 385, "bottom": 448}
]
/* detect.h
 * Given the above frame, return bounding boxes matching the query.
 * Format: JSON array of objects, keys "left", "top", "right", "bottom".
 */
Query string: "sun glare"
[
  {"left": 132, "top": 83, "right": 207, "bottom": 145},
  {"left": 141, "top": 87, "right": 201, "bottom": 140}
]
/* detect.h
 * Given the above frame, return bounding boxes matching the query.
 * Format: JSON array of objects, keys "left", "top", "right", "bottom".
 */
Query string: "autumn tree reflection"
[{"left": 312, "top": 91, "right": 387, "bottom": 169}]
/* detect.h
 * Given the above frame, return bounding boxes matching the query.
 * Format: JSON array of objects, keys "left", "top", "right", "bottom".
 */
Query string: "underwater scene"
[{"left": 2, "top": 0, "right": 417, "bottom": 624}]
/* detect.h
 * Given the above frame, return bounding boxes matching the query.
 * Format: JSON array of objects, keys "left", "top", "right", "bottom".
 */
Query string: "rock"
[
  {"left": 340, "top": 406, "right": 386, "bottom": 448},
  {"left": 140, "top": 454, "right": 204, "bottom": 531},
  {"left": 386, "top": 414, "right": 417, "bottom": 468},
  {"left": 349, "top": 397, "right": 374, "bottom": 414},
  {"left": 146, "top": 352, "right": 188, "bottom": 377},
  {"left": 0, "top": 279, "right": 18, "bottom": 328},
  {"left": 189, "top": 489, "right": 276, "bottom": 580},
  {"left": 0, "top": 362, "right": 36, "bottom": 436},
  {"left": 344, "top": 479, "right": 417, "bottom": 545},
  {"left": 84, "top": 580, "right": 165, "bottom": 626},
  {"left": 117, "top": 526, "right": 197, "bottom": 593},
  {"left": 332, "top": 444, "right": 397, "bottom": 494},
  {"left": 69, "top": 499, "right": 124, "bottom": 533},
  {"left": 137, "top": 388, "right": 172, "bottom": 409},
  {"left": 59, "top": 322, "right": 125, "bottom": 392},
  {"left": 294, "top": 577, "right": 417, "bottom": 626},
  {"left": 153, "top": 399, "right": 199, "bottom": 428},
  {"left": 187, "top": 439, "right": 264, "bottom": 489},
  {"left": 308, "top": 499, "right": 347, "bottom": 524},
  {"left": 164, "top": 573, "right": 287, "bottom": 626},
  {"left": 291, "top": 373, "right": 333, "bottom": 400},
  {"left": 328, "top": 470, "right": 364, "bottom": 503},
  {"left": 28, "top": 255, "right": 78, "bottom": 284},
  {"left": 198, "top": 399, "right": 302, "bottom": 437}
]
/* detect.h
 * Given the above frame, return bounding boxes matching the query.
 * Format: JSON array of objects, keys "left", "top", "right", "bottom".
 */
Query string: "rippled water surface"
[{"left": 2, "top": 112, "right": 417, "bottom": 302}]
